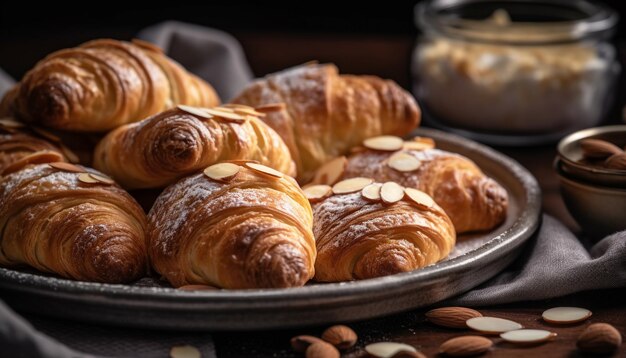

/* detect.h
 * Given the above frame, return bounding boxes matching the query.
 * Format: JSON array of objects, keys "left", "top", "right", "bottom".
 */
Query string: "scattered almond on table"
[
  {"left": 426, "top": 307, "right": 482, "bottom": 329},
  {"left": 439, "top": 335, "right": 493, "bottom": 357},
  {"left": 321, "top": 325, "right": 357, "bottom": 350},
  {"left": 577, "top": 323, "right": 622, "bottom": 354}
]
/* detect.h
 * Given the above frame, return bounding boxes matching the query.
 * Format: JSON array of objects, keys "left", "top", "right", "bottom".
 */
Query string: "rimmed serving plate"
[{"left": 0, "top": 128, "right": 541, "bottom": 330}]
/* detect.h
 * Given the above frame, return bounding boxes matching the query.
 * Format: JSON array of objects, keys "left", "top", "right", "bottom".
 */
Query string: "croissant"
[
  {"left": 311, "top": 136, "right": 508, "bottom": 233},
  {"left": 5, "top": 39, "right": 219, "bottom": 132},
  {"left": 0, "top": 162, "right": 147, "bottom": 283},
  {"left": 304, "top": 178, "right": 455, "bottom": 282},
  {"left": 93, "top": 105, "right": 296, "bottom": 189},
  {"left": 232, "top": 63, "right": 421, "bottom": 182},
  {"left": 148, "top": 162, "right": 316, "bottom": 289},
  {"left": 0, "top": 125, "right": 63, "bottom": 175}
]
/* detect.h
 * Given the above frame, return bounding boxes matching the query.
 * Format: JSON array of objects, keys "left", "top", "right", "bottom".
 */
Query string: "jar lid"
[{"left": 415, "top": 0, "right": 618, "bottom": 45}]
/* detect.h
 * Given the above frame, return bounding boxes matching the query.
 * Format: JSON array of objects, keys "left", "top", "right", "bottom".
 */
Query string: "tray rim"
[{"left": 0, "top": 128, "right": 541, "bottom": 310}]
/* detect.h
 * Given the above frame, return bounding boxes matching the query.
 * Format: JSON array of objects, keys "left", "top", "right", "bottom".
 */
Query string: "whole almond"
[
  {"left": 306, "top": 341, "right": 340, "bottom": 358},
  {"left": 580, "top": 139, "right": 622, "bottom": 159},
  {"left": 439, "top": 336, "right": 493, "bottom": 357},
  {"left": 291, "top": 335, "right": 326, "bottom": 353},
  {"left": 605, "top": 153, "right": 626, "bottom": 170},
  {"left": 426, "top": 307, "right": 483, "bottom": 329},
  {"left": 321, "top": 325, "right": 357, "bottom": 350},
  {"left": 577, "top": 323, "right": 622, "bottom": 354}
]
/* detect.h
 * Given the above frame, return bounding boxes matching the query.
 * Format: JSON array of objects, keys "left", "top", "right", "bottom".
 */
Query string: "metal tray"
[{"left": 0, "top": 128, "right": 541, "bottom": 330}]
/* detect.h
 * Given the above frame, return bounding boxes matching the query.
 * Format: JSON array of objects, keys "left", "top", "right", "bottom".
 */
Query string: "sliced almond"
[
  {"left": 205, "top": 108, "right": 246, "bottom": 123},
  {"left": 362, "top": 183, "right": 383, "bottom": 201},
  {"left": 542, "top": 307, "right": 592, "bottom": 324},
  {"left": 31, "top": 126, "right": 61, "bottom": 142},
  {"left": 255, "top": 103, "right": 287, "bottom": 113},
  {"left": 332, "top": 177, "right": 373, "bottom": 195},
  {"left": 0, "top": 117, "right": 25, "bottom": 129},
  {"left": 245, "top": 162, "right": 283, "bottom": 178},
  {"left": 500, "top": 329, "right": 557, "bottom": 345},
  {"left": 131, "top": 38, "right": 163, "bottom": 53},
  {"left": 303, "top": 185, "right": 332, "bottom": 203},
  {"left": 169, "top": 345, "right": 201, "bottom": 358},
  {"left": 203, "top": 163, "right": 241, "bottom": 182},
  {"left": 311, "top": 156, "right": 347, "bottom": 185},
  {"left": 222, "top": 103, "right": 254, "bottom": 110},
  {"left": 78, "top": 172, "right": 100, "bottom": 184},
  {"left": 406, "top": 136, "right": 435, "bottom": 150},
  {"left": 231, "top": 106, "right": 266, "bottom": 118},
  {"left": 404, "top": 188, "right": 435, "bottom": 209},
  {"left": 403, "top": 142, "right": 433, "bottom": 151},
  {"left": 388, "top": 152, "right": 421, "bottom": 172},
  {"left": 59, "top": 144, "right": 80, "bottom": 164},
  {"left": 176, "top": 105, "right": 213, "bottom": 119},
  {"left": 365, "top": 342, "right": 418, "bottom": 358},
  {"left": 48, "top": 162, "right": 84, "bottom": 173},
  {"left": 380, "top": 182, "right": 404, "bottom": 204},
  {"left": 177, "top": 284, "right": 219, "bottom": 291},
  {"left": 363, "top": 136, "right": 404, "bottom": 152},
  {"left": 2, "top": 151, "right": 65, "bottom": 176},
  {"left": 466, "top": 317, "right": 523, "bottom": 334},
  {"left": 89, "top": 173, "right": 115, "bottom": 185}
]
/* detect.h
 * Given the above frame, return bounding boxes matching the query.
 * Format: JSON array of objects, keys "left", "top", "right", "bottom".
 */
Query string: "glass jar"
[{"left": 413, "top": 0, "right": 619, "bottom": 145}]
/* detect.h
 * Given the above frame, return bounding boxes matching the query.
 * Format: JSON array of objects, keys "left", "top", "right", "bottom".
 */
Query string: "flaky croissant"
[
  {"left": 0, "top": 163, "right": 147, "bottom": 283},
  {"left": 0, "top": 128, "right": 64, "bottom": 175},
  {"left": 311, "top": 137, "right": 508, "bottom": 233},
  {"left": 93, "top": 105, "right": 295, "bottom": 189},
  {"left": 5, "top": 39, "right": 219, "bottom": 132},
  {"left": 305, "top": 179, "right": 455, "bottom": 282},
  {"left": 148, "top": 162, "right": 316, "bottom": 289},
  {"left": 232, "top": 63, "right": 421, "bottom": 182}
]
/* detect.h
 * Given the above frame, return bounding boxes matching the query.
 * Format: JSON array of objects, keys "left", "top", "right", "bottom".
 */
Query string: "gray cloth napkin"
[{"left": 2, "top": 21, "right": 626, "bottom": 358}]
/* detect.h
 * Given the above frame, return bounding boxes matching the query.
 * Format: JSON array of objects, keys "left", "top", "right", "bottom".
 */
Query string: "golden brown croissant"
[
  {"left": 311, "top": 136, "right": 508, "bottom": 233},
  {"left": 148, "top": 162, "right": 316, "bottom": 289},
  {"left": 93, "top": 104, "right": 296, "bottom": 189},
  {"left": 0, "top": 162, "right": 147, "bottom": 283},
  {"left": 5, "top": 39, "right": 219, "bottom": 132},
  {"left": 232, "top": 63, "right": 421, "bottom": 182},
  {"left": 304, "top": 178, "right": 455, "bottom": 282}
]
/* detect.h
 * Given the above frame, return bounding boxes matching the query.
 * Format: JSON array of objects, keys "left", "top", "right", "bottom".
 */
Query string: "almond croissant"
[
  {"left": 305, "top": 179, "right": 455, "bottom": 282},
  {"left": 148, "top": 162, "right": 316, "bottom": 289},
  {"left": 0, "top": 163, "right": 147, "bottom": 283},
  {"left": 93, "top": 105, "right": 296, "bottom": 189},
  {"left": 232, "top": 63, "right": 421, "bottom": 182},
  {"left": 4, "top": 39, "right": 219, "bottom": 132},
  {"left": 311, "top": 137, "right": 508, "bottom": 233}
]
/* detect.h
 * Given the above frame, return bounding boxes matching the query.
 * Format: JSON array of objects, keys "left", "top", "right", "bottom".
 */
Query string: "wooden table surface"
[{"left": 213, "top": 145, "right": 626, "bottom": 357}]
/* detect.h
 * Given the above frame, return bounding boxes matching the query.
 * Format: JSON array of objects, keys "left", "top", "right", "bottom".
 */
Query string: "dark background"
[{"left": 1, "top": 1, "right": 625, "bottom": 88}]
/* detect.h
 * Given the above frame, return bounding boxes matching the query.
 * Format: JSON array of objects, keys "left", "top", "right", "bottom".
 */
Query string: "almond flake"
[
  {"left": 363, "top": 136, "right": 404, "bottom": 151},
  {"left": 232, "top": 107, "right": 266, "bottom": 118},
  {"left": 303, "top": 184, "right": 332, "bottom": 203},
  {"left": 365, "top": 342, "right": 418, "bottom": 358},
  {"left": 78, "top": 173, "right": 100, "bottom": 184},
  {"left": 170, "top": 345, "right": 201, "bottom": 358},
  {"left": 388, "top": 152, "right": 421, "bottom": 172},
  {"left": 205, "top": 108, "right": 246, "bottom": 123},
  {"left": 542, "top": 307, "right": 592, "bottom": 324},
  {"left": 404, "top": 188, "right": 434, "bottom": 208},
  {"left": 89, "top": 173, "right": 115, "bottom": 184},
  {"left": 176, "top": 105, "right": 213, "bottom": 119},
  {"left": 500, "top": 329, "right": 556, "bottom": 345},
  {"left": 59, "top": 144, "right": 80, "bottom": 163},
  {"left": 245, "top": 162, "right": 283, "bottom": 178},
  {"left": 311, "top": 156, "right": 347, "bottom": 185},
  {"left": 48, "top": 162, "right": 84, "bottom": 173},
  {"left": 332, "top": 177, "right": 373, "bottom": 195},
  {"left": 466, "top": 317, "right": 523, "bottom": 334},
  {"left": 31, "top": 126, "right": 61, "bottom": 142},
  {"left": 362, "top": 183, "right": 382, "bottom": 201},
  {"left": 203, "top": 163, "right": 241, "bottom": 182},
  {"left": 0, "top": 117, "right": 25, "bottom": 129},
  {"left": 254, "top": 103, "right": 286, "bottom": 113},
  {"left": 380, "top": 182, "right": 404, "bottom": 204}
]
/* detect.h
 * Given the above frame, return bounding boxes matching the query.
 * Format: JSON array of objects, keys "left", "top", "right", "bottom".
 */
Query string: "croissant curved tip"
[
  {"left": 90, "top": 238, "right": 146, "bottom": 283},
  {"left": 248, "top": 243, "right": 312, "bottom": 288},
  {"left": 21, "top": 79, "right": 71, "bottom": 128}
]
